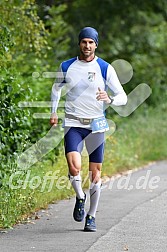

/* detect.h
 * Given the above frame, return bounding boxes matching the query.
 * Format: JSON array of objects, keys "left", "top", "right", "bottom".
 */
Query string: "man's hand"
[
  {"left": 50, "top": 113, "right": 58, "bottom": 127},
  {"left": 96, "top": 87, "right": 111, "bottom": 104}
]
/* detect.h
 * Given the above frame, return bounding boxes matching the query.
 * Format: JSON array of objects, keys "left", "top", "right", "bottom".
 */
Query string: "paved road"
[{"left": 0, "top": 160, "right": 167, "bottom": 252}]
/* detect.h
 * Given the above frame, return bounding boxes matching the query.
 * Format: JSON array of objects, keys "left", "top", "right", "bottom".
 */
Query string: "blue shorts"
[{"left": 64, "top": 127, "right": 105, "bottom": 163}]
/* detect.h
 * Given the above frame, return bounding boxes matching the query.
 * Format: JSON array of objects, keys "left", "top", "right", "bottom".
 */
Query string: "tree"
[
  {"left": 0, "top": 0, "right": 70, "bottom": 228},
  {"left": 60, "top": 0, "right": 167, "bottom": 105}
]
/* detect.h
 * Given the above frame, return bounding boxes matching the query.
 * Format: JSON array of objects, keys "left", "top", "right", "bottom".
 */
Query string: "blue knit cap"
[{"left": 78, "top": 27, "right": 98, "bottom": 46}]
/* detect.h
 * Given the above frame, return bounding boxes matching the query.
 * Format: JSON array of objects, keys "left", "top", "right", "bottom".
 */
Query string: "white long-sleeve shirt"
[{"left": 51, "top": 56, "right": 127, "bottom": 128}]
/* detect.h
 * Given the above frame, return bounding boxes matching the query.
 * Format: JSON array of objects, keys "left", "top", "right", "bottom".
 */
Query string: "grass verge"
[{"left": 0, "top": 103, "right": 167, "bottom": 228}]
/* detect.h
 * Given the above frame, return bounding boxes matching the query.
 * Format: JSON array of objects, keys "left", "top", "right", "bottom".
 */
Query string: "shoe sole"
[{"left": 84, "top": 227, "right": 96, "bottom": 232}]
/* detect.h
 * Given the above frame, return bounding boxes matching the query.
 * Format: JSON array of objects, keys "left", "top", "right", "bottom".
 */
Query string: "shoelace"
[
  {"left": 86, "top": 216, "right": 95, "bottom": 226},
  {"left": 78, "top": 199, "right": 84, "bottom": 211}
]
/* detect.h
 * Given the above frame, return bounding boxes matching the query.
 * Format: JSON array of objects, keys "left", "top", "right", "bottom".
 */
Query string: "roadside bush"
[{"left": 0, "top": 1, "right": 70, "bottom": 228}]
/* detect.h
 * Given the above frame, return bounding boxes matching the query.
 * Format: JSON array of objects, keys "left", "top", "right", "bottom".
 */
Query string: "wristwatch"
[{"left": 109, "top": 96, "right": 114, "bottom": 104}]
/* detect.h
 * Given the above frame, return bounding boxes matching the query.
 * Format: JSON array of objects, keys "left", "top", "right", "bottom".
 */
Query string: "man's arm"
[
  {"left": 50, "top": 87, "right": 61, "bottom": 126},
  {"left": 50, "top": 66, "right": 64, "bottom": 126},
  {"left": 106, "top": 65, "right": 127, "bottom": 106}
]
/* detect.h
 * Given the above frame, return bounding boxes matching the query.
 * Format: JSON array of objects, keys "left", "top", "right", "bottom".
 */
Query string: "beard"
[{"left": 80, "top": 49, "right": 94, "bottom": 58}]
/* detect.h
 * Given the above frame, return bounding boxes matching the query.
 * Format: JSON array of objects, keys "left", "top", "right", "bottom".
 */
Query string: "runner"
[{"left": 50, "top": 27, "right": 127, "bottom": 232}]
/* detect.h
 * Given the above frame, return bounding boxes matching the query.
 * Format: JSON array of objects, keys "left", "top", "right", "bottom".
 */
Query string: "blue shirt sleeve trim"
[
  {"left": 61, "top": 57, "right": 77, "bottom": 74},
  {"left": 58, "top": 57, "right": 77, "bottom": 87},
  {"left": 96, "top": 57, "right": 109, "bottom": 90}
]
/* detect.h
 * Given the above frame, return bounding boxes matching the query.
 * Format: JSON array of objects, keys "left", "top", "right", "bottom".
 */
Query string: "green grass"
[
  {"left": 103, "top": 102, "right": 167, "bottom": 175},
  {"left": 1, "top": 103, "right": 167, "bottom": 228}
]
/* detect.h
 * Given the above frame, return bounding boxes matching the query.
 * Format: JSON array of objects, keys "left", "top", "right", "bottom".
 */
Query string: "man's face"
[{"left": 79, "top": 38, "right": 97, "bottom": 58}]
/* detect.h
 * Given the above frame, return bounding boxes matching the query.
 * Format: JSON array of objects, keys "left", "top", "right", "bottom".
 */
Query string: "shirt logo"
[{"left": 88, "top": 72, "right": 95, "bottom": 82}]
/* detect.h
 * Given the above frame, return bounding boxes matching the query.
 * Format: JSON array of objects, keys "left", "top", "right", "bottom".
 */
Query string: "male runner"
[{"left": 50, "top": 27, "right": 127, "bottom": 232}]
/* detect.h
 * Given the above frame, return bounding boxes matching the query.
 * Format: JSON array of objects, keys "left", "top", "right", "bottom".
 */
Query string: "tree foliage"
[
  {"left": 0, "top": 0, "right": 69, "bottom": 228},
  {"left": 62, "top": 0, "right": 167, "bottom": 104}
]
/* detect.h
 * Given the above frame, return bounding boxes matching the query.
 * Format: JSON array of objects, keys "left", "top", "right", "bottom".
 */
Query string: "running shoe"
[
  {"left": 84, "top": 214, "right": 96, "bottom": 232},
  {"left": 73, "top": 193, "right": 86, "bottom": 222}
]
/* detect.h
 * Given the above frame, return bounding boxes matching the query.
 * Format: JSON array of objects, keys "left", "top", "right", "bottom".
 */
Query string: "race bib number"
[{"left": 91, "top": 116, "right": 109, "bottom": 133}]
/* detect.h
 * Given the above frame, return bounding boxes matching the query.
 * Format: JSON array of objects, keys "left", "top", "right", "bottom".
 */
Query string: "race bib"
[{"left": 91, "top": 116, "right": 109, "bottom": 133}]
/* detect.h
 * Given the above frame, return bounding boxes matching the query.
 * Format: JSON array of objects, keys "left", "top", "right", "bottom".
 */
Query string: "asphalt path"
[{"left": 0, "top": 160, "right": 167, "bottom": 252}]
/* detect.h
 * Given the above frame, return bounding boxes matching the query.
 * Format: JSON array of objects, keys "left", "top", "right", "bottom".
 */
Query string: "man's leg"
[
  {"left": 88, "top": 162, "right": 102, "bottom": 218},
  {"left": 84, "top": 162, "right": 102, "bottom": 232},
  {"left": 64, "top": 127, "right": 86, "bottom": 222},
  {"left": 66, "top": 151, "right": 85, "bottom": 200},
  {"left": 84, "top": 132, "right": 104, "bottom": 231}
]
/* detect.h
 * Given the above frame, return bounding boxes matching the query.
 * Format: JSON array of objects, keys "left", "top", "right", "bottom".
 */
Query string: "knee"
[
  {"left": 68, "top": 161, "right": 80, "bottom": 176},
  {"left": 89, "top": 163, "right": 102, "bottom": 183},
  {"left": 89, "top": 169, "right": 101, "bottom": 184},
  {"left": 69, "top": 166, "right": 80, "bottom": 177},
  {"left": 66, "top": 152, "right": 81, "bottom": 177}
]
